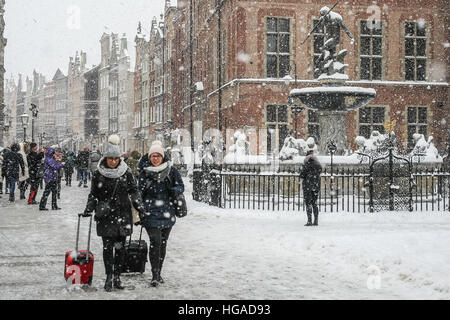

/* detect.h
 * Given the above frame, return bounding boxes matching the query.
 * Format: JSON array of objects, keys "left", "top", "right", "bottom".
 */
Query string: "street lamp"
[
  {"left": 30, "top": 103, "right": 39, "bottom": 142},
  {"left": 20, "top": 113, "right": 30, "bottom": 142},
  {"left": 288, "top": 96, "right": 304, "bottom": 139},
  {"left": 39, "top": 132, "right": 46, "bottom": 147},
  {"left": 327, "top": 139, "right": 337, "bottom": 212}
]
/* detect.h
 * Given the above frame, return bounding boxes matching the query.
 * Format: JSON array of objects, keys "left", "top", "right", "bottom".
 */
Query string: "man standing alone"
[{"left": 300, "top": 148, "right": 322, "bottom": 226}]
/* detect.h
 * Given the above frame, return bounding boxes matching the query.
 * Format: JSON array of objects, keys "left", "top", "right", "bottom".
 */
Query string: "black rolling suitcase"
[{"left": 122, "top": 226, "right": 148, "bottom": 274}]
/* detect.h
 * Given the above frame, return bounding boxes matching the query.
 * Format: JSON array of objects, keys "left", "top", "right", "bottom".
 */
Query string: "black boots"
[
  {"left": 305, "top": 207, "right": 319, "bottom": 226},
  {"left": 113, "top": 274, "right": 124, "bottom": 290},
  {"left": 305, "top": 210, "right": 313, "bottom": 226},
  {"left": 313, "top": 207, "right": 319, "bottom": 226},
  {"left": 150, "top": 270, "right": 161, "bottom": 287},
  {"left": 313, "top": 213, "right": 319, "bottom": 226},
  {"left": 104, "top": 274, "right": 113, "bottom": 292},
  {"left": 150, "top": 274, "right": 159, "bottom": 287}
]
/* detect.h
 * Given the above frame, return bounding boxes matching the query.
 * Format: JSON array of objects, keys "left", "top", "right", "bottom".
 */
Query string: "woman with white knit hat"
[
  {"left": 137, "top": 140, "right": 185, "bottom": 287},
  {"left": 83, "top": 134, "right": 145, "bottom": 292}
]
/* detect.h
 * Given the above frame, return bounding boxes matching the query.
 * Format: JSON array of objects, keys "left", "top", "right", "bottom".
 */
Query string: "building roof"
[{"left": 52, "top": 68, "right": 66, "bottom": 81}]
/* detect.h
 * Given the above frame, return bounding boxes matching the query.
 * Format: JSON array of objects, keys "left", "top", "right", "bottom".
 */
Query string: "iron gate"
[{"left": 369, "top": 148, "right": 413, "bottom": 212}]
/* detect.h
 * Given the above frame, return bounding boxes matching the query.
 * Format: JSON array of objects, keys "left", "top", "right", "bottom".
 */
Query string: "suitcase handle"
[
  {"left": 75, "top": 214, "right": 93, "bottom": 255},
  {"left": 128, "top": 226, "right": 144, "bottom": 247}
]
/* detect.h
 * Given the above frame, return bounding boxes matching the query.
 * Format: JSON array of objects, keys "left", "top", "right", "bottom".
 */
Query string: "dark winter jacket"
[
  {"left": 27, "top": 150, "right": 44, "bottom": 181},
  {"left": 89, "top": 151, "right": 102, "bottom": 173},
  {"left": 1, "top": 149, "right": 10, "bottom": 178},
  {"left": 43, "top": 148, "right": 65, "bottom": 183},
  {"left": 138, "top": 157, "right": 184, "bottom": 229},
  {"left": 85, "top": 158, "right": 144, "bottom": 238},
  {"left": 3, "top": 144, "right": 25, "bottom": 180},
  {"left": 64, "top": 151, "right": 75, "bottom": 174},
  {"left": 300, "top": 153, "right": 322, "bottom": 193},
  {"left": 76, "top": 151, "right": 90, "bottom": 170}
]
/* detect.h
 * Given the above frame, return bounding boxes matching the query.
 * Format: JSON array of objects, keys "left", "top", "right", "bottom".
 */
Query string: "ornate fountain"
[{"left": 289, "top": 6, "right": 376, "bottom": 155}]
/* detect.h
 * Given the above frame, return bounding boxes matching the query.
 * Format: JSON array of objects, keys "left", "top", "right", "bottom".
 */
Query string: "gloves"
[{"left": 80, "top": 211, "right": 92, "bottom": 217}]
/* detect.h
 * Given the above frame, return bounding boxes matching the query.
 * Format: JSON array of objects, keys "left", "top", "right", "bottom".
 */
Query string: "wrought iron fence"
[
  {"left": 220, "top": 168, "right": 371, "bottom": 212},
  {"left": 193, "top": 165, "right": 450, "bottom": 212}
]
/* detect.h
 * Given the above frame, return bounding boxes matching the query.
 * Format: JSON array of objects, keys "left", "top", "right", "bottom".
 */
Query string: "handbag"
[
  {"left": 174, "top": 194, "right": 187, "bottom": 218},
  {"left": 95, "top": 180, "right": 119, "bottom": 220}
]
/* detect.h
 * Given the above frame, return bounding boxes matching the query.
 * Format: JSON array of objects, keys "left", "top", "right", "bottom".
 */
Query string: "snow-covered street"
[{"left": 0, "top": 179, "right": 449, "bottom": 300}]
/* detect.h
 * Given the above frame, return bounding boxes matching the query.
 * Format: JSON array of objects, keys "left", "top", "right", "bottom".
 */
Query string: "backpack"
[{"left": 166, "top": 170, "right": 187, "bottom": 218}]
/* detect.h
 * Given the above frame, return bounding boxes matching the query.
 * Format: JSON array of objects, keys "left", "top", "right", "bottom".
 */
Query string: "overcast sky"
[{"left": 4, "top": 0, "right": 166, "bottom": 83}]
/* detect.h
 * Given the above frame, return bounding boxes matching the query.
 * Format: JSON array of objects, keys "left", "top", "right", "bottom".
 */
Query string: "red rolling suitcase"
[{"left": 64, "top": 214, "right": 94, "bottom": 285}]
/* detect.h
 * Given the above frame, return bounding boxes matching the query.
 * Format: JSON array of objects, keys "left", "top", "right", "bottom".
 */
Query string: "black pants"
[
  {"left": 102, "top": 236, "right": 126, "bottom": 275},
  {"left": 19, "top": 180, "right": 28, "bottom": 198},
  {"left": 304, "top": 189, "right": 319, "bottom": 221},
  {"left": 28, "top": 177, "right": 40, "bottom": 202},
  {"left": 65, "top": 172, "right": 73, "bottom": 186},
  {"left": 39, "top": 181, "right": 58, "bottom": 209},
  {"left": 145, "top": 227, "right": 172, "bottom": 275}
]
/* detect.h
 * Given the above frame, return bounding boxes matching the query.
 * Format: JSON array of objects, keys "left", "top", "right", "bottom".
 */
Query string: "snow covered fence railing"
[{"left": 193, "top": 164, "right": 450, "bottom": 213}]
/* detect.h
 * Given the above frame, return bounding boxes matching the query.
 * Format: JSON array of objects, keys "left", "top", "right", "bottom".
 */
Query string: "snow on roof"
[{"left": 290, "top": 86, "right": 376, "bottom": 95}]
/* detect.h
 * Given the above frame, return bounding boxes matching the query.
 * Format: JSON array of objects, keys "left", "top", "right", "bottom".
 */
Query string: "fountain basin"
[{"left": 290, "top": 86, "right": 376, "bottom": 111}]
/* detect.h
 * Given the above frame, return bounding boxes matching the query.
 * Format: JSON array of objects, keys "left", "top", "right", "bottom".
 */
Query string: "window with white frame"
[
  {"left": 407, "top": 106, "right": 427, "bottom": 151},
  {"left": 359, "top": 106, "right": 385, "bottom": 139},
  {"left": 404, "top": 21, "right": 427, "bottom": 81},
  {"left": 266, "top": 17, "right": 290, "bottom": 78},
  {"left": 360, "top": 20, "right": 383, "bottom": 80},
  {"left": 266, "top": 104, "right": 289, "bottom": 152}
]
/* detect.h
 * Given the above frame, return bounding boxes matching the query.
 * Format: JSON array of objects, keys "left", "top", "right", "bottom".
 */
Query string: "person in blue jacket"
[
  {"left": 39, "top": 147, "right": 65, "bottom": 211},
  {"left": 137, "top": 140, "right": 184, "bottom": 287}
]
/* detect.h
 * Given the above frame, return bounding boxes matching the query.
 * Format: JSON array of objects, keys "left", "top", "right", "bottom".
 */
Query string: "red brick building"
[{"left": 169, "top": 0, "right": 449, "bottom": 155}]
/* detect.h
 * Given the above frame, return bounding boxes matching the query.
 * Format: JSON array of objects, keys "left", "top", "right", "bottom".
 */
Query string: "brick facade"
[{"left": 168, "top": 0, "right": 449, "bottom": 154}]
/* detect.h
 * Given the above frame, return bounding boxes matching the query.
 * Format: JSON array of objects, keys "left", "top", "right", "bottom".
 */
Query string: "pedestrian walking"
[
  {"left": 300, "top": 148, "right": 322, "bottom": 226},
  {"left": 125, "top": 150, "right": 141, "bottom": 178},
  {"left": 18, "top": 142, "right": 30, "bottom": 200},
  {"left": 0, "top": 148, "right": 3, "bottom": 198},
  {"left": 3, "top": 143, "right": 25, "bottom": 202},
  {"left": 137, "top": 140, "right": 185, "bottom": 287},
  {"left": 1, "top": 148, "right": 11, "bottom": 195},
  {"left": 76, "top": 147, "right": 90, "bottom": 188},
  {"left": 63, "top": 150, "right": 75, "bottom": 186},
  {"left": 82, "top": 135, "right": 144, "bottom": 292},
  {"left": 39, "top": 147, "right": 65, "bottom": 211},
  {"left": 54, "top": 148, "right": 64, "bottom": 199},
  {"left": 89, "top": 149, "right": 102, "bottom": 176},
  {"left": 27, "top": 143, "right": 44, "bottom": 205}
]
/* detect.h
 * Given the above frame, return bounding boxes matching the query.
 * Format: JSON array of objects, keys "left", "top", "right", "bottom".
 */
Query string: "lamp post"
[
  {"left": 327, "top": 140, "right": 337, "bottom": 212},
  {"left": 39, "top": 132, "right": 46, "bottom": 147},
  {"left": 290, "top": 60, "right": 298, "bottom": 87},
  {"left": 30, "top": 103, "right": 39, "bottom": 142},
  {"left": 288, "top": 96, "right": 304, "bottom": 139},
  {"left": 20, "top": 113, "right": 29, "bottom": 142}
]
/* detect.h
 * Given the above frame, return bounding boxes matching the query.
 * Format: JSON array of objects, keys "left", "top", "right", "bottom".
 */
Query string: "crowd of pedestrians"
[
  {"left": 1, "top": 136, "right": 188, "bottom": 292},
  {"left": 0, "top": 142, "right": 111, "bottom": 207}
]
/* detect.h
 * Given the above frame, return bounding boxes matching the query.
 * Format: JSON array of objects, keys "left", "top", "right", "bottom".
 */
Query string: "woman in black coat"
[
  {"left": 300, "top": 149, "right": 322, "bottom": 226},
  {"left": 83, "top": 135, "right": 144, "bottom": 292},
  {"left": 138, "top": 141, "right": 184, "bottom": 287},
  {"left": 3, "top": 143, "right": 25, "bottom": 202}
]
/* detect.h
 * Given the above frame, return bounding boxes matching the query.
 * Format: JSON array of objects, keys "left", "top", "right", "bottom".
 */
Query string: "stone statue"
[{"left": 314, "top": 6, "right": 355, "bottom": 78}]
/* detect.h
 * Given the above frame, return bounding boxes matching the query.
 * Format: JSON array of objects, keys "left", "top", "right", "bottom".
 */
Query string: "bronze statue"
[{"left": 302, "top": 5, "right": 355, "bottom": 78}]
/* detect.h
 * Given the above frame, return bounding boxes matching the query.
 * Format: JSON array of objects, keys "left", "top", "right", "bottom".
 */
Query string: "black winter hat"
[{"left": 30, "top": 142, "right": 37, "bottom": 149}]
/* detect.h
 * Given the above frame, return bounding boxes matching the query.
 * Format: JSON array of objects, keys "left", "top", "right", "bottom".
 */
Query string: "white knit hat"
[
  {"left": 148, "top": 140, "right": 165, "bottom": 158},
  {"left": 104, "top": 134, "right": 121, "bottom": 158}
]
